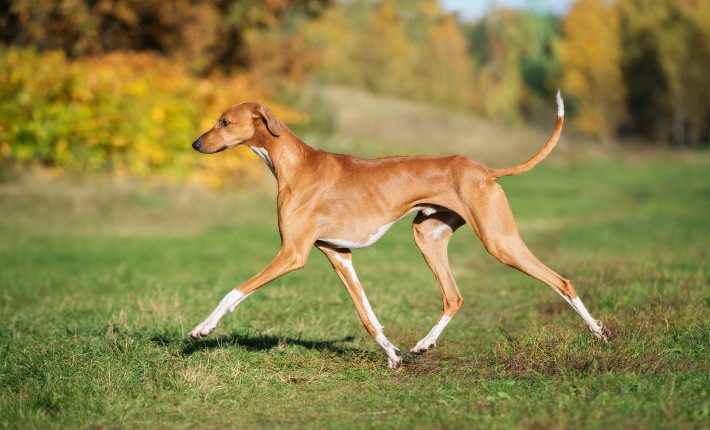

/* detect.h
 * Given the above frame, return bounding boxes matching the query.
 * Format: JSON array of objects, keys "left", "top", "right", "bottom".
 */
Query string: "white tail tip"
[{"left": 556, "top": 90, "right": 564, "bottom": 117}]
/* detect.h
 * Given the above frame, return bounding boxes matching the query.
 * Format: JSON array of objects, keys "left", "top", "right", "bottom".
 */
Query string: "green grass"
[{"left": 1, "top": 155, "right": 709, "bottom": 429}]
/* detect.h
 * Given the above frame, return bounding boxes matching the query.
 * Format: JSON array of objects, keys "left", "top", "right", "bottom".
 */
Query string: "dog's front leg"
[
  {"left": 318, "top": 245, "right": 403, "bottom": 369},
  {"left": 189, "top": 289, "right": 252, "bottom": 339},
  {"left": 189, "top": 246, "right": 308, "bottom": 339}
]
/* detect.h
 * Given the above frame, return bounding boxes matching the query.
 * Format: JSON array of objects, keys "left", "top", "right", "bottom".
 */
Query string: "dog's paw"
[
  {"left": 410, "top": 340, "right": 436, "bottom": 355},
  {"left": 409, "top": 343, "right": 436, "bottom": 355},
  {"left": 188, "top": 324, "right": 214, "bottom": 340},
  {"left": 387, "top": 349, "right": 403, "bottom": 370},
  {"left": 592, "top": 320, "right": 611, "bottom": 343}
]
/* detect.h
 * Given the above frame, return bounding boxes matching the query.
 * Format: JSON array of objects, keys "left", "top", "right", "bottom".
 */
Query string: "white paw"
[
  {"left": 386, "top": 348, "right": 403, "bottom": 369},
  {"left": 188, "top": 324, "right": 214, "bottom": 339},
  {"left": 410, "top": 339, "right": 436, "bottom": 355},
  {"left": 589, "top": 320, "right": 611, "bottom": 343}
]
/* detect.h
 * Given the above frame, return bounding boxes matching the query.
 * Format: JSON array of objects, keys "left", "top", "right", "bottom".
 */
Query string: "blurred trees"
[
  {"left": 467, "top": 9, "right": 561, "bottom": 124},
  {"left": 463, "top": 0, "right": 709, "bottom": 146},
  {"left": 359, "top": 0, "right": 419, "bottom": 97},
  {"left": 557, "top": 0, "right": 710, "bottom": 145},
  {"left": 303, "top": 0, "right": 472, "bottom": 108},
  {"left": 620, "top": 0, "right": 710, "bottom": 146},
  {"left": 1, "top": 0, "right": 708, "bottom": 183},
  {"left": 0, "top": 0, "right": 326, "bottom": 182},
  {"left": 1, "top": 0, "right": 331, "bottom": 75},
  {"left": 560, "top": 0, "right": 625, "bottom": 139}
]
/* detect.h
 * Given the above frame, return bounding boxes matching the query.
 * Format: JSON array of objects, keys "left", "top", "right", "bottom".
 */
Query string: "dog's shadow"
[{"left": 150, "top": 330, "right": 361, "bottom": 358}]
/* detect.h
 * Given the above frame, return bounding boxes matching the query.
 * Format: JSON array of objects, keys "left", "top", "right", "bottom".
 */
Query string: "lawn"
[{"left": 1, "top": 153, "right": 708, "bottom": 429}]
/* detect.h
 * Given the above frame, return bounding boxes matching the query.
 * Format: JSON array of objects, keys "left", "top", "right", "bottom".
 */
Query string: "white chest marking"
[{"left": 249, "top": 146, "right": 276, "bottom": 177}]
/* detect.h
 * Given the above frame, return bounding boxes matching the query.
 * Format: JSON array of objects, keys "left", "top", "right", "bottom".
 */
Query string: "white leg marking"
[
  {"left": 569, "top": 297, "right": 597, "bottom": 327},
  {"left": 558, "top": 293, "right": 608, "bottom": 341},
  {"left": 411, "top": 315, "right": 451, "bottom": 354},
  {"left": 189, "top": 289, "right": 251, "bottom": 339},
  {"left": 427, "top": 223, "right": 452, "bottom": 241},
  {"left": 332, "top": 253, "right": 402, "bottom": 368},
  {"left": 332, "top": 253, "right": 360, "bottom": 283},
  {"left": 360, "top": 288, "right": 384, "bottom": 333}
]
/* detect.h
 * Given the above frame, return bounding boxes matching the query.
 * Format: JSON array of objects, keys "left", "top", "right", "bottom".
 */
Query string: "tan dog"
[{"left": 189, "top": 92, "right": 609, "bottom": 368}]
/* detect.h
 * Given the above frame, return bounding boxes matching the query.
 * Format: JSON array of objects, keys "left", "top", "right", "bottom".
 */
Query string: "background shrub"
[{"left": 0, "top": 47, "right": 307, "bottom": 186}]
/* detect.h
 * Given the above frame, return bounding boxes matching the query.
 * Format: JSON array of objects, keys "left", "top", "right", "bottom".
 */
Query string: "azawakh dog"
[{"left": 188, "top": 92, "right": 610, "bottom": 368}]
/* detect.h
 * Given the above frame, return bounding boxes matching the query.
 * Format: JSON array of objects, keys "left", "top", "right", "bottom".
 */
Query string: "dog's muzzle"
[{"left": 192, "top": 138, "right": 203, "bottom": 151}]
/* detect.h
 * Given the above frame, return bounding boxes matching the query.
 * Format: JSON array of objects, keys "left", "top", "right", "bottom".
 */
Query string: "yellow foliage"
[
  {"left": 560, "top": 0, "right": 625, "bottom": 138},
  {"left": 0, "top": 47, "right": 307, "bottom": 187}
]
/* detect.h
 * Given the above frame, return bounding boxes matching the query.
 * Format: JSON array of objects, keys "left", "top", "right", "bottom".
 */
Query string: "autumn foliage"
[
  {"left": 561, "top": 0, "right": 626, "bottom": 139},
  {"left": 0, "top": 0, "right": 708, "bottom": 182},
  {"left": 0, "top": 47, "right": 306, "bottom": 186}
]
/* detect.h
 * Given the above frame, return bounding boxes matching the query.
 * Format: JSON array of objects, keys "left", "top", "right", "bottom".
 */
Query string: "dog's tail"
[{"left": 490, "top": 91, "right": 564, "bottom": 180}]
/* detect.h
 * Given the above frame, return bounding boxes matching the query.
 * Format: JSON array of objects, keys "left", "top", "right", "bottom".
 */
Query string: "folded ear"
[{"left": 252, "top": 103, "right": 282, "bottom": 137}]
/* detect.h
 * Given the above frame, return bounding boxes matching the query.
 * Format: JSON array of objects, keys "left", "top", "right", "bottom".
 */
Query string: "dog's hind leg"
[
  {"left": 410, "top": 211, "right": 466, "bottom": 354},
  {"left": 464, "top": 180, "right": 610, "bottom": 341},
  {"left": 318, "top": 245, "right": 403, "bottom": 369}
]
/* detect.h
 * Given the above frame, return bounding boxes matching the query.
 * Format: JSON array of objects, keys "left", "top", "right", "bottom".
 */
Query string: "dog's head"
[{"left": 192, "top": 102, "right": 282, "bottom": 154}]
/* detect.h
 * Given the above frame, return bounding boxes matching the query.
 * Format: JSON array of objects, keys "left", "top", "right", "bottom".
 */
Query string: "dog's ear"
[{"left": 252, "top": 104, "right": 282, "bottom": 137}]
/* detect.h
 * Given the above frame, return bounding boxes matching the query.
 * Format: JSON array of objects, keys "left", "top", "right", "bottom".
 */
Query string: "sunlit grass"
[{"left": 1, "top": 155, "right": 708, "bottom": 429}]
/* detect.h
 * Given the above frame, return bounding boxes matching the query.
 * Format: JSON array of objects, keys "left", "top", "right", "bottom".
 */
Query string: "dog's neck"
[{"left": 246, "top": 124, "right": 318, "bottom": 187}]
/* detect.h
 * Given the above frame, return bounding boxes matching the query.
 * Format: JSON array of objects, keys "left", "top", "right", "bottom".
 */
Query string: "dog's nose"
[{"left": 192, "top": 138, "right": 202, "bottom": 151}]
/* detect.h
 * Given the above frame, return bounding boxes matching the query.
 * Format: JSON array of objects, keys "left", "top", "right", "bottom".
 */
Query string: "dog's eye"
[{"left": 220, "top": 119, "right": 229, "bottom": 127}]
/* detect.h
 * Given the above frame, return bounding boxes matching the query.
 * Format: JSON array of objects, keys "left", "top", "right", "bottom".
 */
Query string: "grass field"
[{"left": 1, "top": 149, "right": 709, "bottom": 428}]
